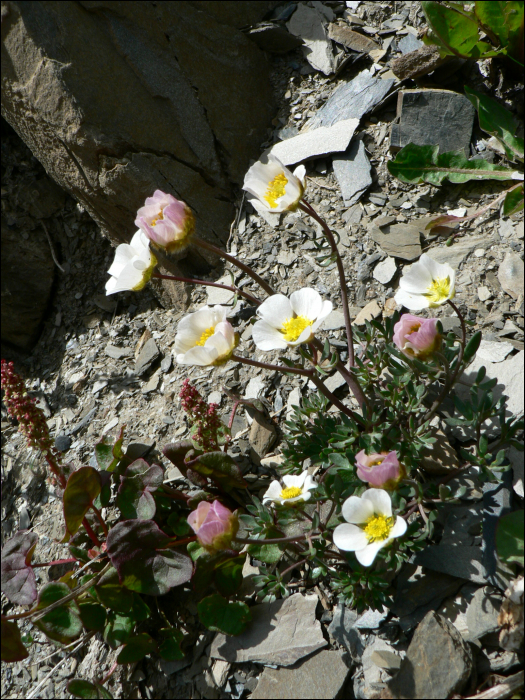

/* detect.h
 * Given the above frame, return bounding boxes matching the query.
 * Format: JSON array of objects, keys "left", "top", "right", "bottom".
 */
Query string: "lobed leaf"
[
  {"left": 158, "top": 627, "right": 185, "bottom": 661},
  {"left": 67, "top": 679, "right": 114, "bottom": 699},
  {"left": 63, "top": 467, "right": 102, "bottom": 539},
  {"left": 116, "top": 458, "right": 164, "bottom": 520},
  {"left": 78, "top": 602, "right": 107, "bottom": 631},
  {"left": 388, "top": 144, "right": 522, "bottom": 185},
  {"left": 117, "top": 632, "right": 157, "bottom": 664},
  {"left": 496, "top": 510, "right": 524, "bottom": 564},
  {"left": 1, "top": 618, "right": 29, "bottom": 662},
  {"left": 106, "top": 520, "right": 192, "bottom": 596},
  {"left": 34, "top": 582, "right": 83, "bottom": 644},
  {"left": 1, "top": 530, "right": 38, "bottom": 605},
  {"left": 191, "top": 451, "right": 247, "bottom": 490},
  {"left": 197, "top": 594, "right": 251, "bottom": 636},
  {"left": 103, "top": 612, "right": 133, "bottom": 649}
]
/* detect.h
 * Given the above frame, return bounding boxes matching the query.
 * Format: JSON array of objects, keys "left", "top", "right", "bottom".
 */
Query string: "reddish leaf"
[
  {"left": 63, "top": 467, "right": 101, "bottom": 539},
  {"left": 0, "top": 531, "right": 38, "bottom": 605},
  {"left": 106, "top": 520, "right": 192, "bottom": 596},
  {"left": 116, "top": 459, "right": 164, "bottom": 520}
]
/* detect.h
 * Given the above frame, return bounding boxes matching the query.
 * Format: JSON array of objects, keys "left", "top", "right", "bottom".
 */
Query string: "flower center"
[
  {"left": 425, "top": 277, "right": 451, "bottom": 304},
  {"left": 364, "top": 515, "right": 394, "bottom": 542},
  {"left": 281, "top": 315, "right": 311, "bottom": 342},
  {"left": 196, "top": 326, "right": 215, "bottom": 346},
  {"left": 370, "top": 458, "right": 384, "bottom": 466},
  {"left": 151, "top": 209, "right": 164, "bottom": 227},
  {"left": 280, "top": 486, "right": 302, "bottom": 500},
  {"left": 264, "top": 173, "right": 288, "bottom": 209}
]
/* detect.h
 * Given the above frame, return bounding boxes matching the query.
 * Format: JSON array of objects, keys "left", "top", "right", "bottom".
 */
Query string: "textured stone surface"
[
  {"left": 328, "top": 24, "right": 379, "bottom": 53},
  {"left": 134, "top": 338, "right": 160, "bottom": 375},
  {"left": 482, "top": 470, "right": 514, "bottom": 591},
  {"left": 391, "top": 45, "right": 445, "bottom": 80},
  {"left": 328, "top": 605, "right": 364, "bottom": 662},
  {"left": 388, "top": 612, "right": 474, "bottom": 699},
  {"left": 370, "top": 223, "right": 422, "bottom": 261},
  {"left": 269, "top": 118, "right": 359, "bottom": 166},
  {"left": 419, "top": 428, "right": 460, "bottom": 475},
  {"left": 333, "top": 138, "right": 372, "bottom": 206},
  {"left": 477, "top": 339, "right": 515, "bottom": 363},
  {"left": 210, "top": 593, "right": 327, "bottom": 666},
  {"left": 373, "top": 256, "right": 397, "bottom": 284},
  {"left": 249, "top": 412, "right": 277, "bottom": 464},
  {"left": 391, "top": 89, "right": 475, "bottom": 155},
  {"left": 287, "top": 3, "right": 335, "bottom": 75},
  {"left": 498, "top": 252, "right": 524, "bottom": 299},
  {"left": 247, "top": 23, "right": 303, "bottom": 54},
  {"left": 354, "top": 300, "right": 382, "bottom": 326},
  {"left": 250, "top": 650, "right": 350, "bottom": 699},
  {"left": 414, "top": 544, "right": 485, "bottom": 584},
  {"left": 1, "top": 0, "right": 274, "bottom": 283}
]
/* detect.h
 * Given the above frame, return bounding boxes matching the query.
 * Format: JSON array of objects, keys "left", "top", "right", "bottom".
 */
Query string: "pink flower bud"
[
  {"left": 135, "top": 190, "right": 195, "bottom": 253},
  {"left": 355, "top": 450, "right": 404, "bottom": 490},
  {"left": 187, "top": 500, "right": 238, "bottom": 551},
  {"left": 393, "top": 314, "right": 441, "bottom": 359}
]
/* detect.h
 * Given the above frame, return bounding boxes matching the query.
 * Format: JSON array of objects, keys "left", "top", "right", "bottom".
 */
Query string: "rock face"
[{"left": 1, "top": 1, "right": 275, "bottom": 271}]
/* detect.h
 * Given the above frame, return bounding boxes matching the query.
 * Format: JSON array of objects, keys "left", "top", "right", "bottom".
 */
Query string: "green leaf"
[
  {"left": 463, "top": 331, "right": 482, "bottom": 364},
  {"left": 496, "top": 510, "right": 524, "bottom": 564},
  {"left": 78, "top": 602, "right": 107, "bottom": 631},
  {"left": 1, "top": 619, "right": 29, "bottom": 662},
  {"left": 329, "top": 453, "right": 350, "bottom": 469},
  {"left": 117, "top": 633, "right": 157, "bottom": 664},
  {"left": 213, "top": 554, "right": 246, "bottom": 597},
  {"left": 63, "top": 467, "right": 101, "bottom": 539},
  {"left": 34, "top": 582, "right": 83, "bottom": 644},
  {"left": 464, "top": 86, "right": 524, "bottom": 160},
  {"left": 106, "top": 520, "right": 192, "bottom": 596},
  {"left": 116, "top": 459, "right": 164, "bottom": 520},
  {"left": 95, "top": 426, "right": 125, "bottom": 473},
  {"left": 197, "top": 594, "right": 251, "bottom": 636},
  {"left": 158, "top": 628, "right": 185, "bottom": 661},
  {"left": 247, "top": 541, "right": 283, "bottom": 564},
  {"left": 503, "top": 184, "right": 524, "bottom": 216},
  {"left": 421, "top": 1, "right": 481, "bottom": 57},
  {"left": 191, "top": 452, "right": 247, "bottom": 490},
  {"left": 1, "top": 530, "right": 38, "bottom": 605},
  {"left": 388, "top": 143, "right": 522, "bottom": 185},
  {"left": 94, "top": 567, "right": 136, "bottom": 615},
  {"left": 475, "top": 1, "right": 524, "bottom": 64},
  {"left": 67, "top": 679, "right": 113, "bottom": 699},
  {"left": 103, "top": 612, "right": 133, "bottom": 649}
]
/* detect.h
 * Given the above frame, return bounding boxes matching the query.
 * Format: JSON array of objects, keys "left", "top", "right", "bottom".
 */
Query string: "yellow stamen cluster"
[
  {"left": 364, "top": 515, "right": 394, "bottom": 543},
  {"left": 281, "top": 315, "right": 311, "bottom": 342},
  {"left": 150, "top": 209, "right": 164, "bottom": 227},
  {"left": 196, "top": 326, "right": 215, "bottom": 346},
  {"left": 425, "top": 277, "right": 451, "bottom": 305},
  {"left": 280, "top": 486, "right": 302, "bottom": 500},
  {"left": 264, "top": 173, "right": 288, "bottom": 209}
]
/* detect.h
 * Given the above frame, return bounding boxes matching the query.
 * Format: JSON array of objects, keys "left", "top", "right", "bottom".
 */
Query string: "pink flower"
[
  {"left": 135, "top": 190, "right": 195, "bottom": 253},
  {"left": 355, "top": 450, "right": 404, "bottom": 490},
  {"left": 187, "top": 500, "right": 238, "bottom": 550},
  {"left": 393, "top": 314, "right": 441, "bottom": 359}
]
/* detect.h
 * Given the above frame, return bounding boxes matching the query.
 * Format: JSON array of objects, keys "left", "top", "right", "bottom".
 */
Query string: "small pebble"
[{"left": 55, "top": 434, "right": 72, "bottom": 452}]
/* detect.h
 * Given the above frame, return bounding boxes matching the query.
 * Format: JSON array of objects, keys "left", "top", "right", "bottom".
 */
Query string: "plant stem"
[
  {"left": 310, "top": 338, "right": 367, "bottom": 409},
  {"left": 193, "top": 236, "right": 276, "bottom": 296},
  {"left": 447, "top": 299, "right": 466, "bottom": 385},
  {"left": 99, "top": 661, "right": 118, "bottom": 687},
  {"left": 32, "top": 557, "right": 77, "bottom": 568},
  {"left": 82, "top": 517, "right": 101, "bottom": 548},
  {"left": 153, "top": 272, "right": 261, "bottom": 306},
  {"left": 234, "top": 534, "right": 310, "bottom": 545},
  {"left": 299, "top": 201, "right": 355, "bottom": 366},
  {"left": 280, "top": 558, "right": 308, "bottom": 579},
  {"left": 231, "top": 354, "right": 313, "bottom": 376},
  {"left": 308, "top": 373, "right": 366, "bottom": 427},
  {"left": 91, "top": 505, "right": 109, "bottom": 538}
]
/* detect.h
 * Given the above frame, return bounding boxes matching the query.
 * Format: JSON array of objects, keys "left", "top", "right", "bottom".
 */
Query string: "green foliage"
[
  {"left": 388, "top": 144, "right": 521, "bottom": 185},
  {"left": 117, "top": 633, "right": 157, "bottom": 664},
  {"left": 465, "top": 87, "right": 524, "bottom": 161},
  {"left": 197, "top": 594, "right": 251, "bottom": 635},
  {"left": 63, "top": 467, "right": 102, "bottom": 539},
  {"left": 116, "top": 459, "right": 164, "bottom": 520},
  {"left": 503, "top": 183, "right": 524, "bottom": 216},
  {"left": 496, "top": 511, "right": 524, "bottom": 564},
  {"left": 67, "top": 679, "right": 113, "bottom": 699},
  {"left": 158, "top": 628, "right": 185, "bottom": 661},
  {"left": 330, "top": 567, "right": 391, "bottom": 614},
  {"left": 1, "top": 619, "right": 29, "bottom": 662},
  {"left": 34, "top": 582, "right": 83, "bottom": 644}
]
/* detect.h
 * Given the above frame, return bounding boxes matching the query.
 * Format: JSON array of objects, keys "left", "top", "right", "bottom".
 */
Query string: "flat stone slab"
[
  {"left": 498, "top": 251, "right": 524, "bottom": 299},
  {"left": 333, "top": 138, "right": 372, "bottom": 206},
  {"left": 328, "top": 23, "right": 379, "bottom": 53},
  {"left": 388, "top": 612, "right": 474, "bottom": 699},
  {"left": 209, "top": 593, "right": 327, "bottom": 666},
  {"left": 269, "top": 118, "right": 359, "bottom": 166},
  {"left": 309, "top": 69, "right": 395, "bottom": 129},
  {"left": 391, "top": 89, "right": 475, "bottom": 155},
  {"left": 206, "top": 275, "right": 235, "bottom": 305},
  {"left": 414, "top": 544, "right": 485, "bottom": 584},
  {"left": 354, "top": 300, "right": 382, "bottom": 326},
  {"left": 287, "top": 4, "right": 335, "bottom": 75},
  {"left": 477, "top": 339, "right": 515, "bottom": 363},
  {"left": 430, "top": 233, "right": 498, "bottom": 268},
  {"left": 250, "top": 650, "right": 350, "bottom": 699},
  {"left": 373, "top": 256, "right": 397, "bottom": 284},
  {"left": 134, "top": 338, "right": 160, "bottom": 375},
  {"left": 370, "top": 223, "right": 422, "bottom": 261}
]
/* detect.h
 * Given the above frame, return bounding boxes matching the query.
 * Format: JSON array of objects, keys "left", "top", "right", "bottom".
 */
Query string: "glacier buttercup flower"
[
  {"left": 355, "top": 450, "right": 404, "bottom": 490},
  {"left": 135, "top": 190, "right": 195, "bottom": 253},
  {"left": 187, "top": 500, "right": 238, "bottom": 551},
  {"left": 263, "top": 471, "right": 317, "bottom": 506},
  {"left": 395, "top": 254, "right": 455, "bottom": 310},
  {"left": 175, "top": 306, "right": 238, "bottom": 366},
  {"left": 252, "top": 288, "right": 332, "bottom": 351},
  {"left": 393, "top": 314, "right": 441, "bottom": 359},
  {"left": 243, "top": 154, "right": 306, "bottom": 212},
  {"left": 105, "top": 230, "right": 157, "bottom": 295},
  {"left": 333, "top": 488, "right": 407, "bottom": 566}
]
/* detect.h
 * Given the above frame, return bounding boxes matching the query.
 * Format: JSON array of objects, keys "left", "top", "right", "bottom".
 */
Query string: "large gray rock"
[{"left": 1, "top": 1, "right": 275, "bottom": 287}]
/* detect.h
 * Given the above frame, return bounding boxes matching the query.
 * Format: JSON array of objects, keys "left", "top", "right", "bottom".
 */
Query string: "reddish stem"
[
  {"left": 81, "top": 517, "right": 101, "bottom": 548},
  {"left": 153, "top": 273, "right": 261, "bottom": 306},
  {"left": 32, "top": 557, "right": 77, "bottom": 568},
  {"left": 231, "top": 354, "right": 313, "bottom": 376}
]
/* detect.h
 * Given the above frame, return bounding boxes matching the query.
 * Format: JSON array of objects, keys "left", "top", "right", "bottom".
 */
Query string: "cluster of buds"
[
  {"left": 179, "top": 379, "right": 223, "bottom": 452},
  {"left": 1, "top": 360, "right": 65, "bottom": 486}
]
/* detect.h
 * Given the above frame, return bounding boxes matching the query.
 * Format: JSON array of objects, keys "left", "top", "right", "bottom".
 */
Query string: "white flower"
[
  {"left": 106, "top": 231, "right": 157, "bottom": 295},
  {"left": 252, "top": 288, "right": 333, "bottom": 351},
  {"left": 243, "top": 154, "right": 306, "bottom": 212},
  {"left": 175, "top": 306, "right": 238, "bottom": 366},
  {"left": 263, "top": 472, "right": 317, "bottom": 506},
  {"left": 333, "top": 489, "right": 407, "bottom": 566},
  {"left": 395, "top": 253, "right": 456, "bottom": 310}
]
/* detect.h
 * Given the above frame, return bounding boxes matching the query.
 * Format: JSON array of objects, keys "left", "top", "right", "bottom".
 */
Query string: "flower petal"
[
  {"left": 399, "top": 261, "right": 433, "bottom": 293},
  {"left": 311, "top": 300, "right": 334, "bottom": 330},
  {"left": 282, "top": 472, "right": 308, "bottom": 489},
  {"left": 293, "top": 164, "right": 306, "bottom": 185},
  {"left": 262, "top": 480, "right": 283, "bottom": 502},
  {"left": 341, "top": 495, "right": 375, "bottom": 524},
  {"left": 252, "top": 321, "right": 288, "bottom": 351},
  {"left": 395, "top": 289, "right": 430, "bottom": 311},
  {"left": 290, "top": 288, "right": 323, "bottom": 320},
  {"left": 355, "top": 540, "right": 386, "bottom": 567},
  {"left": 390, "top": 516, "right": 407, "bottom": 538},
  {"left": 177, "top": 345, "right": 218, "bottom": 366},
  {"left": 333, "top": 523, "right": 369, "bottom": 551},
  {"left": 303, "top": 475, "right": 318, "bottom": 492},
  {"left": 257, "top": 295, "right": 293, "bottom": 327},
  {"left": 362, "top": 489, "right": 392, "bottom": 517}
]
